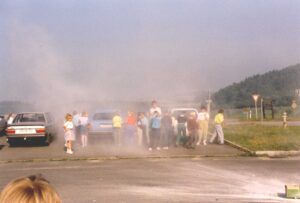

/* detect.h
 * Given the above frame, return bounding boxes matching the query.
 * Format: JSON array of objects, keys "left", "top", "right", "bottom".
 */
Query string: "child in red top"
[
  {"left": 127, "top": 111, "right": 137, "bottom": 125},
  {"left": 125, "top": 111, "right": 137, "bottom": 146}
]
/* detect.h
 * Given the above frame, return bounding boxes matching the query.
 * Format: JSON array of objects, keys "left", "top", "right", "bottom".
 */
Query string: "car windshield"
[
  {"left": 13, "top": 113, "right": 45, "bottom": 123},
  {"left": 93, "top": 113, "right": 114, "bottom": 120},
  {"left": 172, "top": 110, "right": 197, "bottom": 119}
]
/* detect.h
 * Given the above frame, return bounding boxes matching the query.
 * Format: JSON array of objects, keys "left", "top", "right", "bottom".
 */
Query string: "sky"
[{"left": 0, "top": 0, "right": 300, "bottom": 104}]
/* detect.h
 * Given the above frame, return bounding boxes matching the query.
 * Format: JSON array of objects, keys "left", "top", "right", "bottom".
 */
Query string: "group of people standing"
[
  {"left": 174, "top": 107, "right": 208, "bottom": 149},
  {"left": 62, "top": 100, "right": 225, "bottom": 154},
  {"left": 112, "top": 100, "right": 225, "bottom": 151},
  {"left": 111, "top": 101, "right": 174, "bottom": 151}
]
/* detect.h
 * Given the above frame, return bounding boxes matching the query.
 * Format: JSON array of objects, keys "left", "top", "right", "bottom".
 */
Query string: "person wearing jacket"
[
  {"left": 209, "top": 109, "right": 225, "bottom": 144},
  {"left": 149, "top": 111, "right": 161, "bottom": 151},
  {"left": 186, "top": 112, "right": 198, "bottom": 149}
]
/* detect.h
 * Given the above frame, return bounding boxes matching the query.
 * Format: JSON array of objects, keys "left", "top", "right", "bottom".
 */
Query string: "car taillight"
[
  {"left": 6, "top": 129, "right": 15, "bottom": 134},
  {"left": 36, "top": 128, "right": 45, "bottom": 133}
]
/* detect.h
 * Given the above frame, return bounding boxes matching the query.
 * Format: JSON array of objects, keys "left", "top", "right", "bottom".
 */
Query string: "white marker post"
[{"left": 252, "top": 94, "right": 260, "bottom": 120}]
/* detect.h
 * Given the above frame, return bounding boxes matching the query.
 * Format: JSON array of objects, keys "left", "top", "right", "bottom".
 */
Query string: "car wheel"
[
  {"left": 7, "top": 138, "right": 16, "bottom": 147},
  {"left": 43, "top": 134, "right": 51, "bottom": 146}
]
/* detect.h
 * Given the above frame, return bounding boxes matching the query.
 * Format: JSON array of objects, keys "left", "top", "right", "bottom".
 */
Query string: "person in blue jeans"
[
  {"left": 176, "top": 112, "right": 187, "bottom": 147},
  {"left": 161, "top": 111, "right": 173, "bottom": 150},
  {"left": 149, "top": 111, "right": 161, "bottom": 151}
]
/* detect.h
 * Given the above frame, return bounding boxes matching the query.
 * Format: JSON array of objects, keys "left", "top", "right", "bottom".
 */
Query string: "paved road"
[
  {"left": 0, "top": 134, "right": 244, "bottom": 162},
  {"left": 0, "top": 157, "right": 299, "bottom": 203}
]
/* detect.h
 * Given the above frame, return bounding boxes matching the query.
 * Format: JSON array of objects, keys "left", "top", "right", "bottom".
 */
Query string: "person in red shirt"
[{"left": 125, "top": 111, "right": 137, "bottom": 146}]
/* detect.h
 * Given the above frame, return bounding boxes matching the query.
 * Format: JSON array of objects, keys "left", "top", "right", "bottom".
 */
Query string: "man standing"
[
  {"left": 150, "top": 100, "right": 162, "bottom": 116},
  {"left": 186, "top": 112, "right": 198, "bottom": 149},
  {"left": 209, "top": 109, "right": 225, "bottom": 145},
  {"left": 149, "top": 111, "right": 161, "bottom": 151},
  {"left": 176, "top": 112, "right": 187, "bottom": 147},
  {"left": 161, "top": 111, "right": 173, "bottom": 149}
]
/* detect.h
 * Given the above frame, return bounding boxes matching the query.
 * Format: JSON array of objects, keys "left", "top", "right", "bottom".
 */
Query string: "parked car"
[
  {"left": 0, "top": 115, "right": 7, "bottom": 135},
  {"left": 6, "top": 112, "right": 56, "bottom": 146},
  {"left": 88, "top": 110, "right": 116, "bottom": 135},
  {"left": 171, "top": 108, "right": 199, "bottom": 119}
]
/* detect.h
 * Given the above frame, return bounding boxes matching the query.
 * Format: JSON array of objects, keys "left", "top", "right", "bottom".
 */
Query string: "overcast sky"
[{"left": 0, "top": 0, "right": 299, "bottom": 103}]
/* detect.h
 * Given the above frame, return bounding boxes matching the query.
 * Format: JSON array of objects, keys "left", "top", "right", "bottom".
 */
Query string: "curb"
[
  {"left": 224, "top": 139, "right": 300, "bottom": 158},
  {"left": 255, "top": 151, "right": 300, "bottom": 158},
  {"left": 224, "top": 139, "right": 254, "bottom": 155},
  {"left": 0, "top": 154, "right": 244, "bottom": 164}
]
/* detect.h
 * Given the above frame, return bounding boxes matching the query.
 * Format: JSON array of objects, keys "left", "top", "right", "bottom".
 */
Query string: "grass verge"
[{"left": 224, "top": 124, "right": 300, "bottom": 151}]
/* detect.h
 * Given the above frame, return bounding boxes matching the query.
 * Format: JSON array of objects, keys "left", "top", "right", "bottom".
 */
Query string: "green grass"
[{"left": 224, "top": 124, "right": 300, "bottom": 151}]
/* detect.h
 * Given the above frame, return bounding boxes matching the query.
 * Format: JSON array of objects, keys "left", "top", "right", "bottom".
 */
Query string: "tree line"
[{"left": 212, "top": 64, "right": 300, "bottom": 108}]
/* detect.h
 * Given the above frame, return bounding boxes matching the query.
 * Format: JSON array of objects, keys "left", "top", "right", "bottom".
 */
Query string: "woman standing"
[
  {"left": 63, "top": 114, "right": 75, "bottom": 154},
  {"left": 79, "top": 111, "right": 89, "bottom": 147},
  {"left": 197, "top": 106, "right": 210, "bottom": 146}
]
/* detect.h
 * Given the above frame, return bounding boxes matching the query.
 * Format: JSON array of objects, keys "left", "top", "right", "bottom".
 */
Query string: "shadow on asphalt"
[
  {"left": 277, "top": 193, "right": 286, "bottom": 198},
  {"left": 7, "top": 141, "right": 49, "bottom": 148}
]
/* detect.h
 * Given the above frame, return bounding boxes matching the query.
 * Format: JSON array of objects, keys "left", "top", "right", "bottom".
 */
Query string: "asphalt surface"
[
  {"left": 0, "top": 127, "right": 299, "bottom": 202},
  {"left": 0, "top": 157, "right": 299, "bottom": 203},
  {"left": 0, "top": 134, "right": 244, "bottom": 162}
]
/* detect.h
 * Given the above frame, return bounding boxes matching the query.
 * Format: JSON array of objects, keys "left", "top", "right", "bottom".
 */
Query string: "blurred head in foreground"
[{"left": 0, "top": 174, "right": 61, "bottom": 203}]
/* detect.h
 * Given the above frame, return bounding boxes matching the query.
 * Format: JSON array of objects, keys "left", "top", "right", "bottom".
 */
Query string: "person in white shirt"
[
  {"left": 63, "top": 114, "right": 75, "bottom": 154},
  {"left": 149, "top": 100, "right": 162, "bottom": 116},
  {"left": 197, "top": 106, "right": 210, "bottom": 146},
  {"left": 78, "top": 112, "right": 89, "bottom": 147}
]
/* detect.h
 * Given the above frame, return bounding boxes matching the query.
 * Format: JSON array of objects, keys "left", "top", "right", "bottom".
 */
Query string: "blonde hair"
[
  {"left": 65, "top": 113, "right": 72, "bottom": 121},
  {"left": 0, "top": 175, "right": 61, "bottom": 203}
]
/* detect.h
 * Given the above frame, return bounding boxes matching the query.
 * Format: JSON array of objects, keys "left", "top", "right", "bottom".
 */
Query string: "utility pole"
[
  {"left": 260, "top": 98, "right": 263, "bottom": 122},
  {"left": 206, "top": 89, "right": 212, "bottom": 125}
]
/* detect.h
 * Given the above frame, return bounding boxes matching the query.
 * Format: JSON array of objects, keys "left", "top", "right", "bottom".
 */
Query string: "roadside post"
[
  {"left": 282, "top": 112, "right": 287, "bottom": 128},
  {"left": 260, "top": 98, "right": 263, "bottom": 122},
  {"left": 252, "top": 94, "right": 260, "bottom": 120}
]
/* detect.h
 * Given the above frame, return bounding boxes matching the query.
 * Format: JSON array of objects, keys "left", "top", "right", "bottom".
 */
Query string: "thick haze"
[{"left": 1, "top": 0, "right": 300, "bottom": 104}]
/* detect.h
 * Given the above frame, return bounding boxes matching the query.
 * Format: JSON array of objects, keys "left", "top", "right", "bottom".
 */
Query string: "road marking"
[{"left": 0, "top": 164, "right": 107, "bottom": 171}]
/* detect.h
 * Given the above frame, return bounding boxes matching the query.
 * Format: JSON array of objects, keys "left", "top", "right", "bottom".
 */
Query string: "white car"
[{"left": 6, "top": 112, "right": 56, "bottom": 146}]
